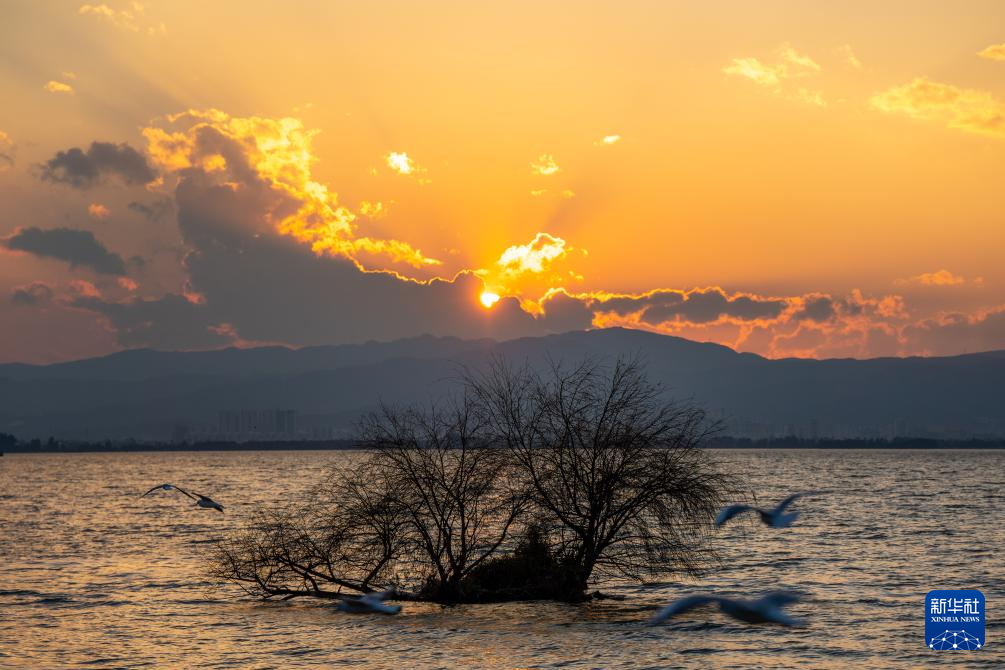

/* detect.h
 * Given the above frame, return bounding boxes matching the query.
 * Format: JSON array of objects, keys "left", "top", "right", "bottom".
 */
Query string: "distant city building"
[{"left": 217, "top": 409, "right": 297, "bottom": 439}]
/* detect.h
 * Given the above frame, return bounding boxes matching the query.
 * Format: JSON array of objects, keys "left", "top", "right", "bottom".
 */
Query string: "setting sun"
[{"left": 480, "top": 292, "right": 500, "bottom": 308}]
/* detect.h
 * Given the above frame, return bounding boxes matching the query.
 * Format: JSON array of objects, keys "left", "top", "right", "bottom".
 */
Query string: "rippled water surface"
[{"left": 1, "top": 449, "right": 1003, "bottom": 668}]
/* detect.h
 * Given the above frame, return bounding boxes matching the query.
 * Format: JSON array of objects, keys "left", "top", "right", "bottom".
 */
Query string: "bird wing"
[
  {"left": 651, "top": 595, "right": 719, "bottom": 623},
  {"left": 361, "top": 590, "right": 394, "bottom": 603},
  {"left": 773, "top": 493, "right": 806, "bottom": 514},
  {"left": 171, "top": 485, "right": 199, "bottom": 501},
  {"left": 140, "top": 484, "right": 172, "bottom": 498},
  {"left": 715, "top": 504, "right": 755, "bottom": 526}
]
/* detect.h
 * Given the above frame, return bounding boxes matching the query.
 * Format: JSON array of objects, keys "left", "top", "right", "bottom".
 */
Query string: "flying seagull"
[
  {"left": 651, "top": 591, "right": 804, "bottom": 626},
  {"left": 141, "top": 483, "right": 224, "bottom": 513},
  {"left": 336, "top": 590, "right": 401, "bottom": 615},
  {"left": 715, "top": 493, "right": 814, "bottom": 528}
]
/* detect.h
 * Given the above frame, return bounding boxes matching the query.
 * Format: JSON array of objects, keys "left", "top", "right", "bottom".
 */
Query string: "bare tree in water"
[
  {"left": 468, "top": 356, "right": 731, "bottom": 598},
  {"left": 357, "top": 398, "right": 528, "bottom": 601},
  {"left": 210, "top": 462, "right": 410, "bottom": 600},
  {"left": 212, "top": 355, "right": 734, "bottom": 604}
]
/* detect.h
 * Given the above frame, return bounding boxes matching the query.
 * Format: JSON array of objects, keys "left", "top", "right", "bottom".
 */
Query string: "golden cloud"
[
  {"left": 839, "top": 44, "right": 863, "bottom": 69},
  {"left": 724, "top": 43, "right": 825, "bottom": 106},
  {"left": 870, "top": 77, "right": 1005, "bottom": 138},
  {"left": 778, "top": 43, "right": 821, "bottom": 72},
  {"left": 477, "top": 232, "right": 582, "bottom": 302},
  {"left": 497, "top": 232, "right": 569, "bottom": 278},
  {"left": 385, "top": 151, "right": 414, "bottom": 175},
  {"left": 358, "top": 200, "right": 388, "bottom": 219},
  {"left": 723, "top": 57, "right": 784, "bottom": 86},
  {"left": 79, "top": 3, "right": 165, "bottom": 35},
  {"left": 142, "top": 109, "right": 440, "bottom": 270},
  {"left": 978, "top": 43, "right": 1005, "bottom": 61},
  {"left": 44, "top": 80, "right": 74, "bottom": 94},
  {"left": 793, "top": 88, "right": 826, "bottom": 107},
  {"left": 530, "top": 154, "right": 560, "bottom": 176}
]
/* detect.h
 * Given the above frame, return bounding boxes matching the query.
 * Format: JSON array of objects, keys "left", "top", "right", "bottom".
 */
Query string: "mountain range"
[{"left": 2, "top": 328, "right": 1003, "bottom": 441}]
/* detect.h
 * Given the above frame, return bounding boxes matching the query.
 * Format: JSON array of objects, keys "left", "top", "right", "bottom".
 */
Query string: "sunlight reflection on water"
[{"left": 1, "top": 449, "right": 1003, "bottom": 668}]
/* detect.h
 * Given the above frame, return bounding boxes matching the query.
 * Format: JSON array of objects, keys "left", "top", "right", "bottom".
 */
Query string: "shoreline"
[{"left": 4, "top": 437, "right": 1004, "bottom": 454}]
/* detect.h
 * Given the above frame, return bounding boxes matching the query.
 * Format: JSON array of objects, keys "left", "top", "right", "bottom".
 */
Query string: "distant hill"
[{"left": 1, "top": 328, "right": 1003, "bottom": 441}]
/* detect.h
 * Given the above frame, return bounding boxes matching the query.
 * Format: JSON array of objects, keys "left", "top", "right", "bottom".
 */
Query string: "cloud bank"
[{"left": 15, "top": 108, "right": 1004, "bottom": 360}]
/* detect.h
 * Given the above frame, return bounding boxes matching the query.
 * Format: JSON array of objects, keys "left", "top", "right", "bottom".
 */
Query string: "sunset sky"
[{"left": 2, "top": 1, "right": 1004, "bottom": 363}]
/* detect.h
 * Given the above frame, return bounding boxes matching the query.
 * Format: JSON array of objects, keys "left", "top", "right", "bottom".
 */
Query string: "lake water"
[{"left": 1, "top": 449, "right": 1002, "bottom": 668}]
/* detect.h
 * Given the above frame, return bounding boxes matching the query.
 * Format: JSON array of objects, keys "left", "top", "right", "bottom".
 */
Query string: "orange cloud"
[
  {"left": 978, "top": 43, "right": 1005, "bottom": 61},
  {"left": 68, "top": 279, "right": 102, "bottom": 298},
  {"left": 88, "top": 203, "right": 111, "bottom": 220},
  {"left": 895, "top": 269, "right": 967, "bottom": 287},
  {"left": 870, "top": 77, "right": 1005, "bottom": 138}
]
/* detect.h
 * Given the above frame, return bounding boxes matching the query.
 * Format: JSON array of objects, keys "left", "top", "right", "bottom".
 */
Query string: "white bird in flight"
[
  {"left": 651, "top": 591, "right": 804, "bottom": 626},
  {"left": 336, "top": 590, "right": 401, "bottom": 615},
  {"left": 715, "top": 493, "right": 814, "bottom": 528},
  {"left": 141, "top": 483, "right": 224, "bottom": 513}
]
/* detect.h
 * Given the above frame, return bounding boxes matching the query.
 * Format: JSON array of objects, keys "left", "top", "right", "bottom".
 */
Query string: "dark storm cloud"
[
  {"left": 600, "top": 291, "right": 684, "bottom": 315},
  {"left": 128, "top": 198, "right": 174, "bottom": 222},
  {"left": 40, "top": 141, "right": 157, "bottom": 188},
  {"left": 535, "top": 290, "right": 595, "bottom": 333},
  {"left": 2, "top": 227, "right": 127, "bottom": 275},
  {"left": 67, "top": 163, "right": 589, "bottom": 350},
  {"left": 793, "top": 295, "right": 835, "bottom": 322},
  {"left": 599, "top": 287, "right": 787, "bottom": 325},
  {"left": 10, "top": 282, "right": 54, "bottom": 306},
  {"left": 181, "top": 232, "right": 570, "bottom": 346},
  {"left": 645, "top": 289, "right": 785, "bottom": 324},
  {"left": 69, "top": 293, "right": 235, "bottom": 350}
]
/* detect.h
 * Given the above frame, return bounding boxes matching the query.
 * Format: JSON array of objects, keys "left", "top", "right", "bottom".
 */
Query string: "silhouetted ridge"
[{"left": 1, "top": 328, "right": 1002, "bottom": 440}]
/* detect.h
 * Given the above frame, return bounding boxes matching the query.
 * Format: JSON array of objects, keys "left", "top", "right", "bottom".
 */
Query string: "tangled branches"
[{"left": 212, "top": 356, "right": 736, "bottom": 604}]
